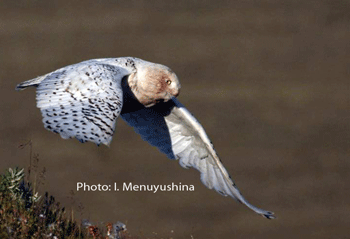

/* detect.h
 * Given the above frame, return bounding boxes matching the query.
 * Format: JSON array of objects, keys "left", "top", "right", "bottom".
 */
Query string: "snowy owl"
[{"left": 16, "top": 57, "right": 275, "bottom": 219}]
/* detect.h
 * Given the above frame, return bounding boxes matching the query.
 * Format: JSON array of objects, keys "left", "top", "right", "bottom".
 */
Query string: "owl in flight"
[{"left": 16, "top": 57, "right": 275, "bottom": 219}]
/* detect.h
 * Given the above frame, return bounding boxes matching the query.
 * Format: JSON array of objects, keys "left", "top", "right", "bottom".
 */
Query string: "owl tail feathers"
[{"left": 15, "top": 75, "right": 46, "bottom": 91}]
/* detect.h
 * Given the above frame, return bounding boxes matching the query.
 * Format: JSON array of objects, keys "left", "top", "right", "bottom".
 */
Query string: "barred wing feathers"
[{"left": 17, "top": 62, "right": 129, "bottom": 146}]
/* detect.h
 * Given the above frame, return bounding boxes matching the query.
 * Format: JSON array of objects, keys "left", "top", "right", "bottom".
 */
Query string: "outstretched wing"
[
  {"left": 121, "top": 98, "right": 275, "bottom": 219},
  {"left": 17, "top": 62, "right": 130, "bottom": 146}
]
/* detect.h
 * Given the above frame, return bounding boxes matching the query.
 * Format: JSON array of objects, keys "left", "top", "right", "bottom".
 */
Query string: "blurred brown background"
[{"left": 1, "top": 0, "right": 349, "bottom": 238}]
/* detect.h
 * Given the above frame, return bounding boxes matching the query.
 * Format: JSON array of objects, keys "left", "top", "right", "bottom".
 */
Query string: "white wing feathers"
[
  {"left": 167, "top": 99, "right": 275, "bottom": 219},
  {"left": 16, "top": 57, "right": 274, "bottom": 219},
  {"left": 18, "top": 62, "right": 129, "bottom": 146},
  {"left": 122, "top": 98, "right": 275, "bottom": 219}
]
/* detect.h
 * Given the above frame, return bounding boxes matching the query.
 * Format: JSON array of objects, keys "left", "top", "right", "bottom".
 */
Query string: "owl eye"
[{"left": 166, "top": 79, "right": 172, "bottom": 85}]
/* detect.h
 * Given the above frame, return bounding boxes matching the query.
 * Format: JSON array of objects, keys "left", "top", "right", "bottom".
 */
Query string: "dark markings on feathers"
[
  {"left": 40, "top": 65, "right": 122, "bottom": 144},
  {"left": 86, "top": 99, "right": 117, "bottom": 123},
  {"left": 106, "top": 102, "right": 118, "bottom": 111},
  {"left": 218, "top": 190, "right": 225, "bottom": 195},
  {"left": 82, "top": 115, "right": 113, "bottom": 135},
  {"left": 101, "top": 113, "right": 114, "bottom": 122},
  {"left": 92, "top": 115, "right": 114, "bottom": 132},
  {"left": 125, "top": 58, "right": 136, "bottom": 70},
  {"left": 66, "top": 90, "right": 78, "bottom": 102},
  {"left": 200, "top": 155, "right": 209, "bottom": 160},
  {"left": 105, "top": 131, "right": 113, "bottom": 136}
]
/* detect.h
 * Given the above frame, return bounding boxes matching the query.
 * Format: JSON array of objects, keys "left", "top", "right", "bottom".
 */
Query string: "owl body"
[{"left": 16, "top": 57, "right": 275, "bottom": 219}]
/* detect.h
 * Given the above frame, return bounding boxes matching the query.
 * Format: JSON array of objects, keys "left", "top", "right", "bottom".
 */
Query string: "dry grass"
[
  {"left": 0, "top": 143, "right": 132, "bottom": 239},
  {"left": 1, "top": 1, "right": 350, "bottom": 238}
]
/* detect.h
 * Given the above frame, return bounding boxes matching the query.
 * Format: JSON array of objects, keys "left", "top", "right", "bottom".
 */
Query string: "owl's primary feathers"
[{"left": 16, "top": 57, "right": 275, "bottom": 219}]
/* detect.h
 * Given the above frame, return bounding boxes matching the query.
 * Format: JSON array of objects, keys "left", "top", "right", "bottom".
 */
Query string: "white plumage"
[{"left": 16, "top": 57, "right": 275, "bottom": 219}]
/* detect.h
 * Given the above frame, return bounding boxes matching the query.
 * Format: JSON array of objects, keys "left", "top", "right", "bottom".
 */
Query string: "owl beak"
[{"left": 172, "top": 87, "right": 180, "bottom": 98}]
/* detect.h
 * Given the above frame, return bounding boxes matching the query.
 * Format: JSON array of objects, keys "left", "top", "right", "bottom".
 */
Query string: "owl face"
[
  {"left": 154, "top": 69, "right": 181, "bottom": 99},
  {"left": 130, "top": 64, "right": 181, "bottom": 107}
]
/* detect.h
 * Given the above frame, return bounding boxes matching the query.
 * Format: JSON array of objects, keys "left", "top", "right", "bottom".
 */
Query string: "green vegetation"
[
  {"left": 0, "top": 167, "right": 84, "bottom": 238},
  {"left": 0, "top": 141, "right": 130, "bottom": 238},
  {"left": 0, "top": 167, "right": 130, "bottom": 238}
]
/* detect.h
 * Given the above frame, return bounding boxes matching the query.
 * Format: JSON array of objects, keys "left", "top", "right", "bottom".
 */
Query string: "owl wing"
[
  {"left": 17, "top": 62, "right": 131, "bottom": 146},
  {"left": 121, "top": 98, "right": 275, "bottom": 219}
]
